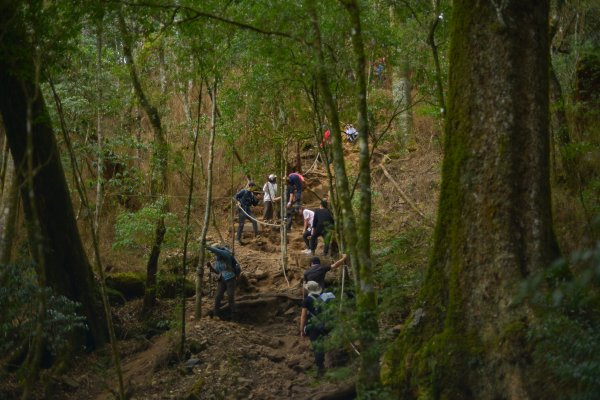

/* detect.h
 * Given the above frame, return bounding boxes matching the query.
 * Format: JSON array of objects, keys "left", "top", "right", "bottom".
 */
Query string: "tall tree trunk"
[
  {"left": 392, "top": 60, "right": 413, "bottom": 147},
  {"left": 0, "top": 62, "right": 106, "bottom": 348},
  {"left": 390, "top": 6, "right": 413, "bottom": 147},
  {"left": 549, "top": 64, "right": 570, "bottom": 149},
  {"left": 118, "top": 11, "right": 169, "bottom": 317},
  {"left": 0, "top": 155, "right": 18, "bottom": 270},
  {"left": 195, "top": 79, "right": 217, "bottom": 319},
  {"left": 94, "top": 18, "right": 104, "bottom": 237},
  {"left": 548, "top": 1, "right": 574, "bottom": 181},
  {"left": 181, "top": 79, "right": 203, "bottom": 353},
  {"left": 341, "top": 0, "right": 380, "bottom": 392},
  {"left": 308, "top": 0, "right": 379, "bottom": 394},
  {"left": 427, "top": 0, "right": 446, "bottom": 119},
  {"left": 386, "top": 1, "right": 559, "bottom": 398},
  {"left": 0, "top": 139, "right": 8, "bottom": 196}
]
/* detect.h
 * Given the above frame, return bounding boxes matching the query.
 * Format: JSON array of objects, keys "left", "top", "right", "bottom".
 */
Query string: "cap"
[
  {"left": 304, "top": 281, "right": 322, "bottom": 296},
  {"left": 248, "top": 181, "right": 256, "bottom": 187}
]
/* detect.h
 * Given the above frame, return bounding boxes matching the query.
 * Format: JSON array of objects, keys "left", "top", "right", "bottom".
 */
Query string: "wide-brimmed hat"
[{"left": 304, "top": 281, "right": 322, "bottom": 296}]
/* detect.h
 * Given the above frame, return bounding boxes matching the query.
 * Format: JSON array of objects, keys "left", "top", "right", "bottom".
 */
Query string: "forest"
[{"left": 0, "top": 0, "right": 599, "bottom": 399}]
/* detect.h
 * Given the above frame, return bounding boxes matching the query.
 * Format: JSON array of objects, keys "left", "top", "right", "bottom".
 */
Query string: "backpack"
[
  {"left": 217, "top": 247, "right": 242, "bottom": 277},
  {"left": 231, "top": 256, "right": 242, "bottom": 276},
  {"left": 306, "top": 292, "right": 335, "bottom": 335}
]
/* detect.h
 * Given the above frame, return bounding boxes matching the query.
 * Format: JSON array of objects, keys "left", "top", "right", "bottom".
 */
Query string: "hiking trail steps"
[{"left": 55, "top": 153, "right": 355, "bottom": 400}]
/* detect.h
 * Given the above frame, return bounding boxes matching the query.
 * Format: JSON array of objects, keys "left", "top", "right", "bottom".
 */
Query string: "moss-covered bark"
[
  {"left": 0, "top": 63, "right": 107, "bottom": 349},
  {"left": 384, "top": 1, "right": 560, "bottom": 399},
  {"left": 308, "top": 0, "right": 380, "bottom": 394}
]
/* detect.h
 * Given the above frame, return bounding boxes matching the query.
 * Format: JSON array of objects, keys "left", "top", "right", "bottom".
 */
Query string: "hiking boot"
[{"left": 301, "top": 249, "right": 312, "bottom": 254}]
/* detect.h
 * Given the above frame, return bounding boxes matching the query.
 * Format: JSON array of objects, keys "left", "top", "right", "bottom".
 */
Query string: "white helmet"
[{"left": 268, "top": 174, "right": 277, "bottom": 180}]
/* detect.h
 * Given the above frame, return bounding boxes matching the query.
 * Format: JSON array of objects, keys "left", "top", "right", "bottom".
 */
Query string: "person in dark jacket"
[
  {"left": 303, "top": 254, "right": 347, "bottom": 290},
  {"left": 235, "top": 181, "right": 260, "bottom": 245},
  {"left": 300, "top": 280, "right": 330, "bottom": 376},
  {"left": 310, "top": 200, "right": 335, "bottom": 256},
  {"left": 206, "top": 244, "right": 241, "bottom": 320}
]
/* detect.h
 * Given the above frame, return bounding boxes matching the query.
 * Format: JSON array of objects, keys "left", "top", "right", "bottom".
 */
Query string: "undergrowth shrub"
[
  {"left": 374, "top": 227, "right": 428, "bottom": 329},
  {"left": 0, "top": 262, "right": 87, "bottom": 365},
  {"left": 112, "top": 198, "right": 182, "bottom": 252},
  {"left": 520, "top": 230, "right": 600, "bottom": 400}
]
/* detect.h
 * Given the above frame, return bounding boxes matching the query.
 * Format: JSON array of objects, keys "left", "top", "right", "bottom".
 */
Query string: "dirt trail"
[{"left": 52, "top": 155, "right": 354, "bottom": 400}]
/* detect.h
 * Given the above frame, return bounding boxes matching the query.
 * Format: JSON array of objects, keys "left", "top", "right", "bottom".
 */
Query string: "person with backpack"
[
  {"left": 205, "top": 243, "right": 241, "bottom": 320},
  {"left": 235, "top": 181, "right": 260, "bottom": 245},
  {"left": 262, "top": 174, "right": 279, "bottom": 222},
  {"left": 304, "top": 253, "right": 347, "bottom": 290},
  {"left": 310, "top": 200, "right": 335, "bottom": 256},
  {"left": 300, "top": 280, "right": 335, "bottom": 376}
]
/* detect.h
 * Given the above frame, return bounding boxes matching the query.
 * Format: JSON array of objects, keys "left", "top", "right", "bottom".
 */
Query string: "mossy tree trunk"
[
  {"left": 386, "top": 1, "right": 559, "bottom": 399},
  {"left": 341, "top": 0, "right": 380, "bottom": 393},
  {"left": 309, "top": 0, "right": 380, "bottom": 394},
  {"left": 0, "top": 61, "right": 107, "bottom": 349},
  {"left": 118, "top": 11, "right": 169, "bottom": 317}
]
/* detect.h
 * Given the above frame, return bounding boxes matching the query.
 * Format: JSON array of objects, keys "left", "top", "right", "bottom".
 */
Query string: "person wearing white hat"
[
  {"left": 300, "top": 281, "right": 326, "bottom": 375},
  {"left": 262, "top": 174, "right": 279, "bottom": 222}
]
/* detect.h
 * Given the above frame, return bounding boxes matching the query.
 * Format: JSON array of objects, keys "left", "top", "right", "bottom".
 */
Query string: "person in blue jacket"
[
  {"left": 206, "top": 244, "right": 241, "bottom": 320},
  {"left": 235, "top": 181, "right": 260, "bottom": 245}
]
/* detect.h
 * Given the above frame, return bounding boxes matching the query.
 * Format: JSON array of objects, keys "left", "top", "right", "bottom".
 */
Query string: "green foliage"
[
  {"left": 0, "top": 262, "right": 87, "bottom": 359},
  {"left": 519, "top": 237, "right": 600, "bottom": 399},
  {"left": 529, "top": 314, "right": 600, "bottom": 400},
  {"left": 112, "top": 199, "right": 182, "bottom": 252}
]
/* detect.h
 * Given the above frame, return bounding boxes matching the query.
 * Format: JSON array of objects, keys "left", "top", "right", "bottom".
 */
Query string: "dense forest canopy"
[{"left": 0, "top": 0, "right": 599, "bottom": 399}]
